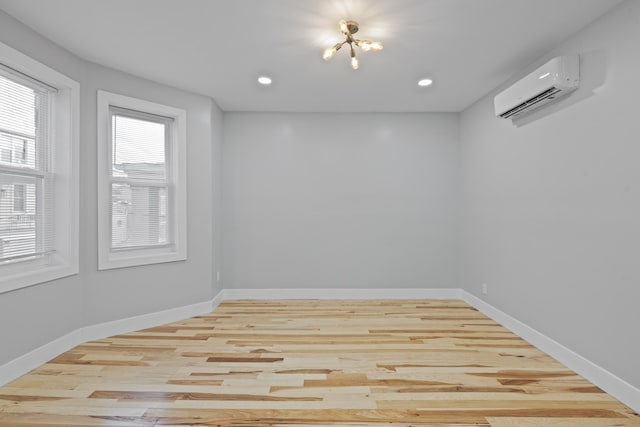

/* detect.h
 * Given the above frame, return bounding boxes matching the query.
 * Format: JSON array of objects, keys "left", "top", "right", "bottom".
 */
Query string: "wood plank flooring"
[{"left": 0, "top": 299, "right": 638, "bottom": 426}]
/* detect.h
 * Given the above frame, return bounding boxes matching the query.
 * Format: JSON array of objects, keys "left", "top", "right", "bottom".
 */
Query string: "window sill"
[
  {"left": 0, "top": 260, "right": 78, "bottom": 294},
  {"left": 98, "top": 247, "right": 187, "bottom": 270}
]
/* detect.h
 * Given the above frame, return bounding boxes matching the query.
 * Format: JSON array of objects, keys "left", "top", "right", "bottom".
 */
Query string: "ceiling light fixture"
[
  {"left": 323, "top": 20, "right": 383, "bottom": 70},
  {"left": 257, "top": 76, "right": 272, "bottom": 85},
  {"left": 418, "top": 78, "right": 433, "bottom": 87}
]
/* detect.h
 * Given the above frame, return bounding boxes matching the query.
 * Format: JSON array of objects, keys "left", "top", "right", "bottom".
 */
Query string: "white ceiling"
[{"left": 0, "top": 0, "right": 624, "bottom": 112}]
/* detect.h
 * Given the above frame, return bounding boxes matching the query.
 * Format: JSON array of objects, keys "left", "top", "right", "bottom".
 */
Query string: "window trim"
[
  {"left": 97, "top": 90, "right": 187, "bottom": 270},
  {"left": 0, "top": 41, "right": 79, "bottom": 294}
]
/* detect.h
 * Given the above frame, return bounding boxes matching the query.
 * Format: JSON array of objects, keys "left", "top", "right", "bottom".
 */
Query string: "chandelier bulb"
[
  {"left": 339, "top": 20, "right": 349, "bottom": 34},
  {"left": 370, "top": 41, "right": 383, "bottom": 51},
  {"left": 359, "top": 40, "right": 372, "bottom": 51},
  {"left": 323, "top": 47, "right": 336, "bottom": 61},
  {"left": 351, "top": 56, "right": 359, "bottom": 70},
  {"left": 323, "top": 43, "right": 344, "bottom": 61}
]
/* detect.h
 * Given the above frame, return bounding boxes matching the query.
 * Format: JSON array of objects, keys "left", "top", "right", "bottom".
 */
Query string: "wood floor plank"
[{"left": 0, "top": 299, "right": 638, "bottom": 426}]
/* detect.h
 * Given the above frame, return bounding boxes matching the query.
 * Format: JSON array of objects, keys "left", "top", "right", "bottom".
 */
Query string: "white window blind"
[
  {"left": 0, "top": 69, "right": 55, "bottom": 264},
  {"left": 109, "top": 107, "right": 172, "bottom": 251}
]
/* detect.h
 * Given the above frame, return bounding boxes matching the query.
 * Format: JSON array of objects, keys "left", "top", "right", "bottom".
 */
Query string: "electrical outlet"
[{"left": 482, "top": 283, "right": 488, "bottom": 295}]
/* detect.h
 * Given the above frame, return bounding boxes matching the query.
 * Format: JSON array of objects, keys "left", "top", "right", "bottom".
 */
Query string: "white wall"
[
  {"left": 223, "top": 113, "right": 459, "bottom": 289},
  {"left": 459, "top": 0, "right": 640, "bottom": 389},
  {"left": 0, "top": 9, "right": 221, "bottom": 365}
]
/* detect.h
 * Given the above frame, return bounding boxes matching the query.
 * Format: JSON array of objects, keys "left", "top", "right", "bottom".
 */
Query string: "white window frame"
[
  {"left": 0, "top": 41, "right": 79, "bottom": 294},
  {"left": 97, "top": 90, "right": 187, "bottom": 270}
]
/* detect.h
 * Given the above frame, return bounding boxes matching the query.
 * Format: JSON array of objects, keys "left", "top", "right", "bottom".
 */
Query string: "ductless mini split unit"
[{"left": 494, "top": 55, "right": 580, "bottom": 119}]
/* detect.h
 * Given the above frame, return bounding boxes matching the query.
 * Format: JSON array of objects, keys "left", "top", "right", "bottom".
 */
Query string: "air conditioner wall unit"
[{"left": 494, "top": 55, "right": 580, "bottom": 119}]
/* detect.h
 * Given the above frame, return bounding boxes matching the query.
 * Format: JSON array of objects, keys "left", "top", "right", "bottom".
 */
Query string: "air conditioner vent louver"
[
  {"left": 498, "top": 87, "right": 562, "bottom": 119},
  {"left": 494, "top": 55, "right": 580, "bottom": 119}
]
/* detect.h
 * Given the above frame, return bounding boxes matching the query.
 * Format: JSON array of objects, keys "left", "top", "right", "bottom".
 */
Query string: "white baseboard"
[
  {"left": 1, "top": 287, "right": 637, "bottom": 414},
  {"left": 220, "top": 287, "right": 461, "bottom": 300},
  {"left": 0, "top": 299, "right": 213, "bottom": 387},
  {"left": 461, "top": 290, "right": 640, "bottom": 413},
  {"left": 79, "top": 300, "right": 214, "bottom": 343},
  {"left": 0, "top": 328, "right": 85, "bottom": 386},
  {"left": 211, "top": 288, "right": 225, "bottom": 310}
]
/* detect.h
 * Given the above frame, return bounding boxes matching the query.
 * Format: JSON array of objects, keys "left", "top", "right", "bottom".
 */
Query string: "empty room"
[{"left": 0, "top": 0, "right": 638, "bottom": 426}]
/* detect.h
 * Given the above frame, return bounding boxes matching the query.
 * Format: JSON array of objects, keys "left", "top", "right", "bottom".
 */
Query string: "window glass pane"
[
  {"left": 0, "top": 70, "right": 50, "bottom": 264},
  {"left": 13, "top": 183, "right": 25, "bottom": 211},
  {"left": 0, "top": 74, "right": 36, "bottom": 137},
  {"left": 0, "top": 134, "right": 36, "bottom": 168},
  {"left": 0, "top": 174, "right": 40, "bottom": 261},
  {"left": 0, "top": 74, "right": 39, "bottom": 172},
  {"left": 111, "top": 114, "right": 166, "bottom": 180},
  {"left": 111, "top": 183, "right": 168, "bottom": 249}
]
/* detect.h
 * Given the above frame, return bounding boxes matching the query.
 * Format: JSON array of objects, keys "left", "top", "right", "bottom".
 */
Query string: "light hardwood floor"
[{"left": 0, "top": 299, "right": 638, "bottom": 426}]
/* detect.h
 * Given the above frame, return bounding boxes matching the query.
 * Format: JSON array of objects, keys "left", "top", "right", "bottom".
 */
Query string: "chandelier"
[{"left": 322, "top": 20, "right": 383, "bottom": 70}]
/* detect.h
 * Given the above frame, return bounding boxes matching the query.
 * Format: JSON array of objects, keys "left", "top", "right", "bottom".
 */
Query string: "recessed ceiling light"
[
  {"left": 257, "top": 76, "right": 272, "bottom": 85},
  {"left": 418, "top": 78, "right": 433, "bottom": 87}
]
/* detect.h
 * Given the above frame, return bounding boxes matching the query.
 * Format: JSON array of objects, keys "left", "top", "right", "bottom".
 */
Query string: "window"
[
  {"left": 0, "top": 41, "right": 79, "bottom": 293},
  {"left": 98, "top": 91, "right": 186, "bottom": 270}
]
